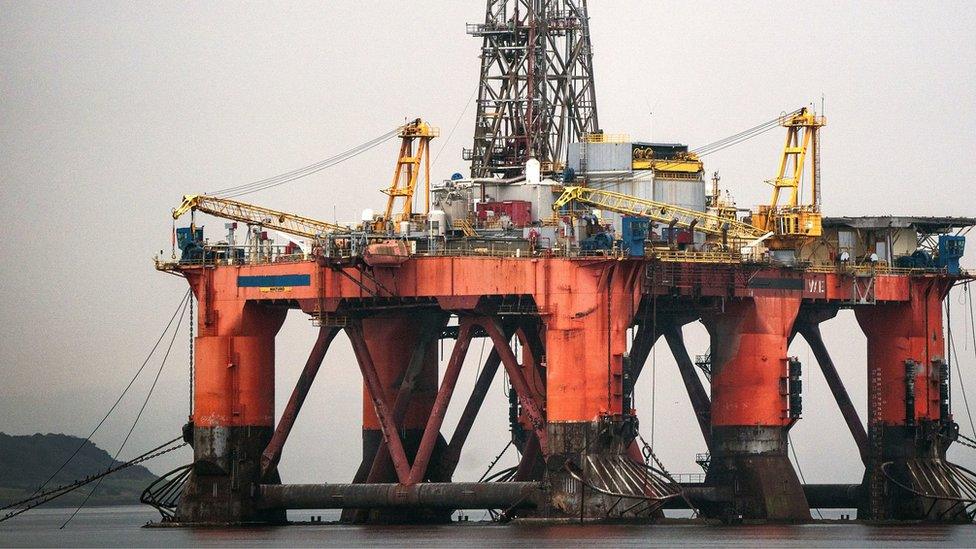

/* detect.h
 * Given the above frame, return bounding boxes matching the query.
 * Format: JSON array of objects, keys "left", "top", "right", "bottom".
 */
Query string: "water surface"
[{"left": 2, "top": 506, "right": 974, "bottom": 547}]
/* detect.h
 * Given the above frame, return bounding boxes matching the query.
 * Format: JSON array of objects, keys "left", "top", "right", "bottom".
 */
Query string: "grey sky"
[{"left": 2, "top": 1, "right": 975, "bottom": 487}]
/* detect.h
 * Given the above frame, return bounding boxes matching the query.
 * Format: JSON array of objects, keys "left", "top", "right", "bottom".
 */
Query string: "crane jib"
[{"left": 554, "top": 186, "right": 765, "bottom": 240}]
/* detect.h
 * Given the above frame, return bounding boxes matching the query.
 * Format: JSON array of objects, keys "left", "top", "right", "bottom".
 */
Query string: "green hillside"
[{"left": 0, "top": 433, "right": 158, "bottom": 508}]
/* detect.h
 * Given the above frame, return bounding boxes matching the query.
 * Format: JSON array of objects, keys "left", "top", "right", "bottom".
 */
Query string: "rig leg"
[
  {"left": 536, "top": 262, "right": 649, "bottom": 519},
  {"left": 701, "top": 295, "right": 810, "bottom": 522},
  {"left": 177, "top": 299, "right": 288, "bottom": 524},
  {"left": 855, "top": 279, "right": 962, "bottom": 521}
]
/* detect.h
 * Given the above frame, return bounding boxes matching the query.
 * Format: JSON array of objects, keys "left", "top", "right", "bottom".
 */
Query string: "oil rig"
[{"left": 149, "top": 0, "right": 976, "bottom": 524}]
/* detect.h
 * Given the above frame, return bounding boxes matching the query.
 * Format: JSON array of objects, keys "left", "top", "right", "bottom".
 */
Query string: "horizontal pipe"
[
  {"left": 261, "top": 482, "right": 859, "bottom": 512},
  {"left": 802, "top": 484, "right": 862, "bottom": 509},
  {"left": 666, "top": 484, "right": 861, "bottom": 510},
  {"left": 258, "top": 483, "right": 543, "bottom": 510}
]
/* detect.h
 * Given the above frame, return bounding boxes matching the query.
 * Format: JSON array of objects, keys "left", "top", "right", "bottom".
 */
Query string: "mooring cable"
[
  {"left": 948, "top": 290, "right": 976, "bottom": 437},
  {"left": 0, "top": 438, "right": 185, "bottom": 524},
  {"left": 788, "top": 433, "right": 825, "bottom": 520},
  {"left": 60, "top": 294, "right": 191, "bottom": 529},
  {"left": 431, "top": 85, "right": 478, "bottom": 169},
  {"left": 22, "top": 290, "right": 191, "bottom": 504},
  {"left": 208, "top": 125, "right": 404, "bottom": 198}
]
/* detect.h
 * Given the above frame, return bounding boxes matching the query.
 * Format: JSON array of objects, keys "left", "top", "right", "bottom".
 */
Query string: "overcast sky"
[{"left": 2, "top": 1, "right": 975, "bottom": 489}]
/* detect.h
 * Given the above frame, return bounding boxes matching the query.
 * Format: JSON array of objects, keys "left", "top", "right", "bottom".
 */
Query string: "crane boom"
[
  {"left": 553, "top": 186, "right": 767, "bottom": 240},
  {"left": 172, "top": 194, "right": 349, "bottom": 239}
]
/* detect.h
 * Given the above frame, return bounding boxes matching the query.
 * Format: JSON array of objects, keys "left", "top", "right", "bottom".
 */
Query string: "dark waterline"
[{"left": 2, "top": 506, "right": 976, "bottom": 548}]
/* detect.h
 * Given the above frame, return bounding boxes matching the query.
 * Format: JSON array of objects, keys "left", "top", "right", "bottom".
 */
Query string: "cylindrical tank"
[
  {"left": 361, "top": 208, "right": 374, "bottom": 222},
  {"left": 526, "top": 158, "right": 541, "bottom": 185},
  {"left": 428, "top": 210, "right": 447, "bottom": 236},
  {"left": 399, "top": 220, "right": 411, "bottom": 235},
  {"left": 653, "top": 176, "right": 706, "bottom": 212}
]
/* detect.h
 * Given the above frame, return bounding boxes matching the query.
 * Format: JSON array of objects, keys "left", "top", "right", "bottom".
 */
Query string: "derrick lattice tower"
[{"left": 467, "top": 0, "right": 599, "bottom": 178}]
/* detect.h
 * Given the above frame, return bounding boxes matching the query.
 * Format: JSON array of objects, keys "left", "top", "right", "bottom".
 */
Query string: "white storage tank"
[
  {"left": 526, "top": 158, "right": 541, "bottom": 185},
  {"left": 428, "top": 210, "right": 447, "bottom": 236},
  {"left": 653, "top": 175, "right": 706, "bottom": 213}
]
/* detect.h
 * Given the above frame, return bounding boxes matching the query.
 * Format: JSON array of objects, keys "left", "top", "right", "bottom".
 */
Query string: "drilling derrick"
[{"left": 467, "top": 0, "right": 599, "bottom": 178}]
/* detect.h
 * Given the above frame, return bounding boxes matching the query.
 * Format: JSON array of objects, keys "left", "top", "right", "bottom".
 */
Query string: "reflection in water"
[{"left": 1, "top": 506, "right": 973, "bottom": 548}]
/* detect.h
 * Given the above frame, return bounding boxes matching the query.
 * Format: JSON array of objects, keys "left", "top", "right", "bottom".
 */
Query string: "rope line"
[
  {"left": 208, "top": 125, "right": 405, "bottom": 198},
  {"left": 25, "top": 290, "right": 191, "bottom": 502},
  {"left": 788, "top": 433, "right": 825, "bottom": 519},
  {"left": 60, "top": 295, "right": 191, "bottom": 528},
  {"left": 0, "top": 438, "right": 186, "bottom": 523}
]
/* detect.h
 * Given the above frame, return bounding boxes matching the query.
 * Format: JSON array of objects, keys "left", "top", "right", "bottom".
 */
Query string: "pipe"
[
  {"left": 258, "top": 482, "right": 543, "bottom": 510},
  {"left": 663, "top": 484, "right": 861, "bottom": 510}
]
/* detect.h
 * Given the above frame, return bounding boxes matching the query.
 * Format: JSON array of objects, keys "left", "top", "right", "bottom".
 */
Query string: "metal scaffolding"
[{"left": 467, "top": 0, "right": 599, "bottom": 178}]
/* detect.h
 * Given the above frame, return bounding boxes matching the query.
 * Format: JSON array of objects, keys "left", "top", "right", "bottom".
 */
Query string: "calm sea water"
[{"left": 2, "top": 506, "right": 975, "bottom": 547}]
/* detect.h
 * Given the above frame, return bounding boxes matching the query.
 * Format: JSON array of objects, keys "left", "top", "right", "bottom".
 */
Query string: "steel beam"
[
  {"left": 441, "top": 346, "right": 504, "bottom": 479},
  {"left": 347, "top": 322, "right": 412, "bottom": 484},
  {"left": 663, "top": 326, "right": 712, "bottom": 450},
  {"left": 260, "top": 326, "right": 340, "bottom": 481},
  {"left": 513, "top": 431, "right": 542, "bottom": 481},
  {"left": 259, "top": 482, "right": 543, "bottom": 511},
  {"left": 797, "top": 323, "right": 869, "bottom": 465},
  {"left": 628, "top": 321, "right": 662, "bottom": 382},
  {"left": 407, "top": 321, "right": 475, "bottom": 484},
  {"left": 482, "top": 317, "right": 549, "bottom": 455},
  {"left": 364, "top": 316, "right": 443, "bottom": 483}
]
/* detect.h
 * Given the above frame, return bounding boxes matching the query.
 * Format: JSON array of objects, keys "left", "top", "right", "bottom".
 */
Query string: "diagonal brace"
[
  {"left": 407, "top": 320, "right": 475, "bottom": 484},
  {"left": 482, "top": 317, "right": 549, "bottom": 456},
  {"left": 347, "top": 321, "right": 412, "bottom": 484},
  {"left": 261, "top": 326, "right": 340, "bottom": 481}
]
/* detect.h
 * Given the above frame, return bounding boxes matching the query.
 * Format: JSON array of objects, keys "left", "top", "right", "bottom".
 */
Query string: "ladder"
[
  {"left": 452, "top": 218, "right": 478, "bottom": 237},
  {"left": 868, "top": 365, "right": 885, "bottom": 519}
]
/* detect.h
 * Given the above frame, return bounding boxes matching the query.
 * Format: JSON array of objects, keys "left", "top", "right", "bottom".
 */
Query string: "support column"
[
  {"left": 537, "top": 261, "right": 644, "bottom": 518},
  {"left": 855, "top": 278, "right": 959, "bottom": 521},
  {"left": 177, "top": 284, "right": 288, "bottom": 523},
  {"left": 701, "top": 295, "right": 809, "bottom": 522}
]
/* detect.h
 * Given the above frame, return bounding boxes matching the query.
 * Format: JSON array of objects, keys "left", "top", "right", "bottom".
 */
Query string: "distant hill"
[{"left": 0, "top": 433, "right": 158, "bottom": 508}]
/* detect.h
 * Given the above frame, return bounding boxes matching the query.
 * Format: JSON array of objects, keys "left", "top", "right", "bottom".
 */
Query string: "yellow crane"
[
  {"left": 172, "top": 194, "right": 349, "bottom": 239},
  {"left": 379, "top": 119, "right": 438, "bottom": 226},
  {"left": 751, "top": 107, "right": 825, "bottom": 241},
  {"left": 552, "top": 186, "right": 768, "bottom": 241}
]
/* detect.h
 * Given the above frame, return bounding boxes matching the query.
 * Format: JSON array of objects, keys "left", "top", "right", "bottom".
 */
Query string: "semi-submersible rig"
[{"left": 150, "top": 0, "right": 976, "bottom": 525}]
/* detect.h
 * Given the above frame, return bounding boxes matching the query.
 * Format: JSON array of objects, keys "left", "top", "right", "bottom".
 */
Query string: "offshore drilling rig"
[{"left": 149, "top": 0, "right": 976, "bottom": 524}]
